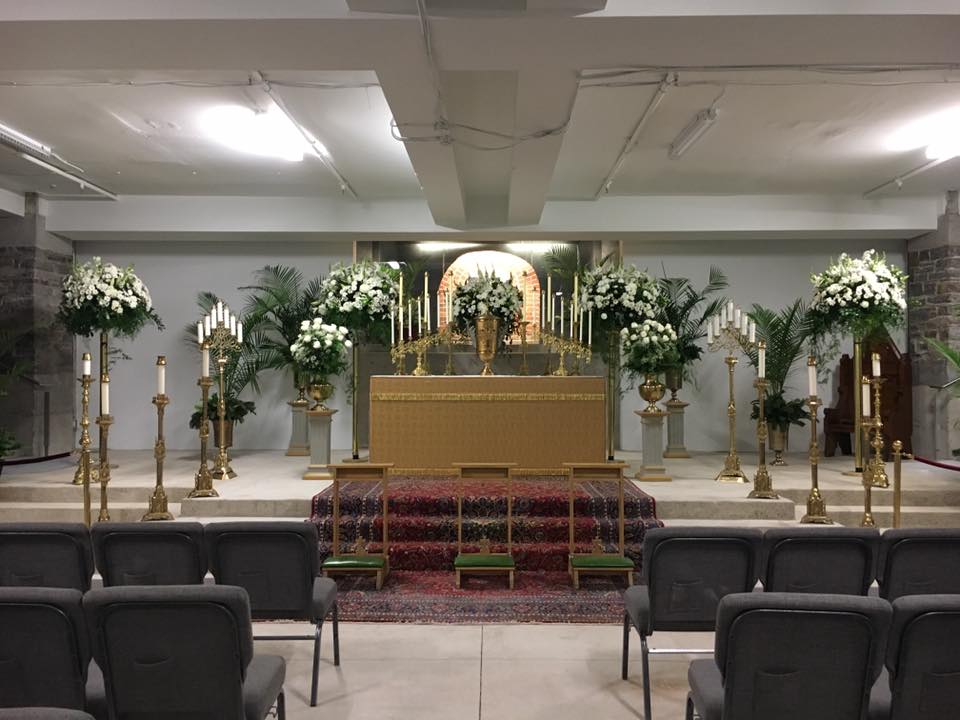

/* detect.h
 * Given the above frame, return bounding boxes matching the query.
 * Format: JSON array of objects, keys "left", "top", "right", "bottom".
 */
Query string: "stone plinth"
[
  {"left": 636, "top": 409, "right": 671, "bottom": 482},
  {"left": 286, "top": 399, "right": 310, "bottom": 457},
  {"left": 664, "top": 398, "right": 691, "bottom": 458},
  {"left": 303, "top": 408, "right": 337, "bottom": 480}
]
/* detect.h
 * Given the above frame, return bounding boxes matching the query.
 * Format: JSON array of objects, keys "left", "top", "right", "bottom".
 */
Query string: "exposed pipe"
[{"left": 863, "top": 155, "right": 956, "bottom": 198}]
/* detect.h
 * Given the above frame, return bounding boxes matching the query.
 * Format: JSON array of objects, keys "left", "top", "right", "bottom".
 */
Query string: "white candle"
[
  {"left": 758, "top": 345, "right": 766, "bottom": 379},
  {"left": 100, "top": 380, "right": 109, "bottom": 416},
  {"left": 390, "top": 309, "right": 395, "bottom": 346},
  {"left": 587, "top": 310, "right": 593, "bottom": 347},
  {"left": 547, "top": 274, "right": 553, "bottom": 323},
  {"left": 408, "top": 301, "right": 413, "bottom": 339},
  {"left": 862, "top": 381, "right": 871, "bottom": 417},
  {"left": 807, "top": 358, "right": 817, "bottom": 397},
  {"left": 424, "top": 272, "right": 430, "bottom": 333},
  {"left": 399, "top": 273, "right": 404, "bottom": 309},
  {"left": 436, "top": 293, "right": 440, "bottom": 331},
  {"left": 727, "top": 301, "right": 735, "bottom": 320},
  {"left": 748, "top": 320, "right": 756, "bottom": 344},
  {"left": 418, "top": 299, "right": 423, "bottom": 336},
  {"left": 202, "top": 346, "right": 210, "bottom": 378},
  {"left": 197, "top": 322, "right": 204, "bottom": 344},
  {"left": 741, "top": 314, "right": 748, "bottom": 335},
  {"left": 236, "top": 322, "right": 242, "bottom": 345},
  {"left": 872, "top": 353, "right": 881, "bottom": 378},
  {"left": 204, "top": 315, "right": 211, "bottom": 337},
  {"left": 560, "top": 298, "right": 564, "bottom": 336},
  {"left": 721, "top": 306, "right": 727, "bottom": 326},
  {"left": 399, "top": 300, "right": 404, "bottom": 339},
  {"left": 579, "top": 310, "right": 584, "bottom": 343},
  {"left": 713, "top": 315, "right": 721, "bottom": 337},
  {"left": 230, "top": 315, "right": 237, "bottom": 337},
  {"left": 707, "top": 323, "right": 714, "bottom": 345},
  {"left": 216, "top": 301, "right": 223, "bottom": 323},
  {"left": 157, "top": 356, "right": 166, "bottom": 395},
  {"left": 541, "top": 291, "right": 545, "bottom": 329},
  {"left": 81, "top": 353, "right": 91, "bottom": 377},
  {"left": 734, "top": 307, "right": 741, "bottom": 327}
]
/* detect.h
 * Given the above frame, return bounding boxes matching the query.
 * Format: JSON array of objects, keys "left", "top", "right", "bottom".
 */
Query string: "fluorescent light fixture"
[
  {"left": 18, "top": 153, "right": 118, "bottom": 200},
  {"left": 505, "top": 242, "right": 570, "bottom": 254},
  {"left": 668, "top": 108, "right": 718, "bottom": 159},
  {"left": 199, "top": 104, "right": 326, "bottom": 162},
  {"left": 415, "top": 242, "right": 480, "bottom": 252},
  {"left": 886, "top": 106, "right": 960, "bottom": 155},
  {"left": 0, "top": 121, "right": 51, "bottom": 156}
]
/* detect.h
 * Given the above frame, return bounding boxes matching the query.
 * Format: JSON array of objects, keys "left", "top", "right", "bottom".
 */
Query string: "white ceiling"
[{"left": 0, "top": 3, "right": 958, "bottom": 228}]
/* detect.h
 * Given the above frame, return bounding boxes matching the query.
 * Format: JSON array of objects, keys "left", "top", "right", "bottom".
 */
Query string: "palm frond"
[
  {"left": 928, "top": 337, "right": 960, "bottom": 376},
  {"left": 744, "top": 299, "right": 811, "bottom": 396},
  {"left": 544, "top": 245, "right": 582, "bottom": 286}
]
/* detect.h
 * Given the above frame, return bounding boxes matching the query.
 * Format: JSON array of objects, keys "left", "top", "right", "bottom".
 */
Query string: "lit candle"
[
  {"left": 758, "top": 343, "right": 766, "bottom": 379},
  {"left": 390, "top": 309, "right": 395, "bottom": 346},
  {"left": 707, "top": 323, "right": 714, "bottom": 345},
  {"left": 197, "top": 321, "right": 204, "bottom": 345},
  {"left": 156, "top": 356, "right": 166, "bottom": 395},
  {"left": 748, "top": 320, "right": 756, "bottom": 344},
  {"left": 417, "top": 299, "right": 423, "bottom": 336},
  {"left": 82, "top": 352, "right": 91, "bottom": 377},
  {"left": 587, "top": 310, "right": 593, "bottom": 347},
  {"left": 100, "top": 379, "right": 109, "bottom": 416},
  {"left": 872, "top": 352, "right": 881, "bottom": 378},
  {"left": 862, "top": 380, "right": 871, "bottom": 417},
  {"left": 547, "top": 274, "right": 553, "bottom": 323},
  {"left": 807, "top": 356, "right": 817, "bottom": 397},
  {"left": 202, "top": 346, "right": 210, "bottom": 378}
]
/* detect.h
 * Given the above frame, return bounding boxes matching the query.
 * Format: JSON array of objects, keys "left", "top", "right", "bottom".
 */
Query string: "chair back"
[
  {"left": 205, "top": 522, "right": 318, "bottom": 620},
  {"left": 0, "top": 588, "right": 89, "bottom": 710},
  {"left": 83, "top": 585, "right": 253, "bottom": 720},
  {"left": 0, "top": 710, "right": 96, "bottom": 719},
  {"left": 878, "top": 529, "right": 960, "bottom": 601},
  {"left": 762, "top": 527, "right": 879, "bottom": 595},
  {"left": 92, "top": 522, "right": 206, "bottom": 586},
  {"left": 642, "top": 527, "right": 761, "bottom": 632},
  {"left": 886, "top": 595, "right": 960, "bottom": 720},
  {"left": 716, "top": 593, "right": 891, "bottom": 720},
  {"left": 0, "top": 524, "right": 93, "bottom": 591}
]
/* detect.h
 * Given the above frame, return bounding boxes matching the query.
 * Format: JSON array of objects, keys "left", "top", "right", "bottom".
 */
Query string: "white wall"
[
  {"left": 75, "top": 240, "right": 352, "bottom": 450},
  {"left": 620, "top": 237, "right": 908, "bottom": 453}
]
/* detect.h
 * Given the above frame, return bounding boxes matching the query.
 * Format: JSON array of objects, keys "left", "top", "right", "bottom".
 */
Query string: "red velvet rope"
[{"left": 913, "top": 456, "right": 960, "bottom": 472}]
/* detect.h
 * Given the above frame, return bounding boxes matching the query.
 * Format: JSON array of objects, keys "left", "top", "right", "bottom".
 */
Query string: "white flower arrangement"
[
  {"left": 290, "top": 318, "right": 352, "bottom": 381},
  {"left": 313, "top": 261, "right": 398, "bottom": 341},
  {"left": 810, "top": 249, "right": 907, "bottom": 339},
  {"left": 451, "top": 271, "right": 523, "bottom": 337},
  {"left": 581, "top": 264, "right": 661, "bottom": 332},
  {"left": 58, "top": 256, "right": 162, "bottom": 337},
  {"left": 621, "top": 319, "right": 680, "bottom": 376}
]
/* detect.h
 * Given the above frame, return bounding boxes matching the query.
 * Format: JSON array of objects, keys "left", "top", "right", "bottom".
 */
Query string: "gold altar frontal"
[{"left": 369, "top": 375, "right": 606, "bottom": 471}]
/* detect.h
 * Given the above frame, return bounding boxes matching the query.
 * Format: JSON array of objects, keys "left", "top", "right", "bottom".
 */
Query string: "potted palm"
[{"left": 743, "top": 300, "right": 812, "bottom": 465}]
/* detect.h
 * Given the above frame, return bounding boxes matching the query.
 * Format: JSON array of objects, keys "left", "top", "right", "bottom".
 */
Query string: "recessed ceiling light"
[
  {"left": 416, "top": 242, "right": 480, "bottom": 252},
  {"left": 199, "top": 104, "right": 327, "bottom": 162},
  {"left": 886, "top": 106, "right": 960, "bottom": 159},
  {"left": 505, "top": 242, "right": 570, "bottom": 254}
]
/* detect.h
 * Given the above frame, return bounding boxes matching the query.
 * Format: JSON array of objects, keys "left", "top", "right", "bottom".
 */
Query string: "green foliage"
[
  {"left": 0, "top": 427, "right": 19, "bottom": 460},
  {"left": 751, "top": 394, "right": 810, "bottom": 432},
  {"left": 928, "top": 337, "right": 960, "bottom": 394},
  {"left": 0, "top": 322, "right": 31, "bottom": 398},
  {"left": 657, "top": 265, "right": 728, "bottom": 374},
  {"left": 189, "top": 393, "right": 257, "bottom": 429}
]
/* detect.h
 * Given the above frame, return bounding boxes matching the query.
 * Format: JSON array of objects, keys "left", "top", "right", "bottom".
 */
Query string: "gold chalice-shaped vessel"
[
  {"left": 474, "top": 314, "right": 500, "bottom": 376},
  {"left": 307, "top": 381, "right": 334, "bottom": 411}
]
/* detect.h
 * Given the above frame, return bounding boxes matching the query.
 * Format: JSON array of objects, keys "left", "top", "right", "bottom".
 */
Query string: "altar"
[{"left": 369, "top": 375, "right": 606, "bottom": 471}]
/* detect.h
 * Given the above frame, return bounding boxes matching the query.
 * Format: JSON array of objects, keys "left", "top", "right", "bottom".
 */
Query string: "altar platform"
[{"left": 2, "top": 449, "right": 958, "bottom": 529}]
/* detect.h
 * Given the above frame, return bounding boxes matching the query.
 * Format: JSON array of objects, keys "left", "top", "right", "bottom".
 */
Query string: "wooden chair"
[
  {"left": 321, "top": 463, "right": 392, "bottom": 590},
  {"left": 564, "top": 462, "right": 635, "bottom": 589},
  {"left": 453, "top": 463, "right": 516, "bottom": 590}
]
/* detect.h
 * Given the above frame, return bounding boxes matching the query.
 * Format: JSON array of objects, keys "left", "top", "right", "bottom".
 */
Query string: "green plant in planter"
[
  {"left": 189, "top": 394, "right": 256, "bottom": 430},
  {"left": 657, "top": 266, "right": 728, "bottom": 383},
  {"left": 0, "top": 427, "right": 20, "bottom": 460}
]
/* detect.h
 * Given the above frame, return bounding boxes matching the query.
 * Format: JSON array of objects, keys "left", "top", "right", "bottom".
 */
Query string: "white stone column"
[
  {"left": 664, "top": 398, "right": 691, "bottom": 458},
  {"left": 303, "top": 408, "right": 337, "bottom": 480},
  {"left": 636, "top": 409, "right": 671, "bottom": 482},
  {"left": 286, "top": 398, "right": 310, "bottom": 456}
]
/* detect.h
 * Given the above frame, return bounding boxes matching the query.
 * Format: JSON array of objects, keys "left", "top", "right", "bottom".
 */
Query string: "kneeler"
[
  {"left": 322, "top": 463, "right": 393, "bottom": 589},
  {"left": 453, "top": 463, "right": 517, "bottom": 589},
  {"left": 564, "top": 462, "right": 634, "bottom": 589}
]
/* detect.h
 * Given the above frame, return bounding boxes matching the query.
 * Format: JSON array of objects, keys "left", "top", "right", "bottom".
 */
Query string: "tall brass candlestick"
[
  {"left": 77, "top": 356, "right": 93, "bottom": 527},
  {"left": 801, "top": 386, "right": 832, "bottom": 524},
  {"left": 853, "top": 338, "right": 864, "bottom": 472},
  {"left": 211, "top": 355, "right": 235, "bottom": 481},
  {"left": 707, "top": 315, "right": 753, "bottom": 484},
  {"left": 606, "top": 330, "right": 618, "bottom": 461},
  {"left": 865, "top": 376, "right": 889, "bottom": 488},
  {"left": 188, "top": 374, "right": 218, "bottom": 498},
  {"left": 143, "top": 360, "right": 173, "bottom": 521},
  {"left": 97, "top": 332, "right": 112, "bottom": 522},
  {"left": 351, "top": 341, "right": 361, "bottom": 460},
  {"left": 749, "top": 373, "right": 778, "bottom": 499}
]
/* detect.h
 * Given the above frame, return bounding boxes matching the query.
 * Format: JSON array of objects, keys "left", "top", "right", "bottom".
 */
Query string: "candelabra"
[
  {"left": 76, "top": 354, "right": 93, "bottom": 527},
  {"left": 801, "top": 362, "right": 832, "bottom": 523},
  {"left": 706, "top": 306, "right": 756, "bottom": 484},
  {"left": 749, "top": 367, "right": 778, "bottom": 499},
  {"left": 864, "top": 375, "right": 889, "bottom": 488},
  {"left": 540, "top": 328, "right": 591, "bottom": 379},
  {"left": 199, "top": 301, "right": 242, "bottom": 481},
  {"left": 143, "top": 357, "right": 174, "bottom": 521},
  {"left": 188, "top": 373, "right": 218, "bottom": 499}
]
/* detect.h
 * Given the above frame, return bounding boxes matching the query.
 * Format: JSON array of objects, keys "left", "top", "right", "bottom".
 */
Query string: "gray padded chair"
[
  {"left": 83, "top": 585, "right": 285, "bottom": 720},
  {"left": 622, "top": 527, "right": 762, "bottom": 719},
  {"left": 91, "top": 522, "right": 206, "bottom": 586},
  {"left": 878, "top": 529, "right": 960, "bottom": 601},
  {"left": 205, "top": 521, "right": 339, "bottom": 707},
  {"left": 0, "top": 588, "right": 94, "bottom": 712},
  {"left": 868, "top": 594, "right": 960, "bottom": 720},
  {"left": 686, "top": 593, "right": 892, "bottom": 720},
  {"left": 762, "top": 527, "right": 879, "bottom": 595},
  {"left": 0, "top": 710, "right": 96, "bottom": 719},
  {"left": 0, "top": 523, "right": 94, "bottom": 591}
]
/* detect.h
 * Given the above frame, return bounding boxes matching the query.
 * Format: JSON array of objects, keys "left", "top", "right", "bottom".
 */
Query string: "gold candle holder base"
[
  {"left": 412, "top": 348, "right": 429, "bottom": 376},
  {"left": 96, "top": 414, "right": 113, "bottom": 523},
  {"left": 552, "top": 350, "right": 568, "bottom": 376},
  {"left": 715, "top": 457, "right": 749, "bottom": 484}
]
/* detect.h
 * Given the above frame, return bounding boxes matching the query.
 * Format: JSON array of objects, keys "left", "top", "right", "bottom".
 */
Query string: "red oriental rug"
[{"left": 309, "top": 475, "right": 662, "bottom": 623}]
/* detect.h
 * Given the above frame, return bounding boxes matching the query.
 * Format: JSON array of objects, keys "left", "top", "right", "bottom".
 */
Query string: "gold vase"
[
  {"left": 769, "top": 426, "right": 788, "bottom": 466},
  {"left": 475, "top": 315, "right": 500, "bottom": 376},
  {"left": 639, "top": 373, "right": 666, "bottom": 413},
  {"left": 664, "top": 367, "right": 683, "bottom": 401},
  {"left": 308, "top": 382, "right": 334, "bottom": 411},
  {"left": 211, "top": 419, "right": 234, "bottom": 450}
]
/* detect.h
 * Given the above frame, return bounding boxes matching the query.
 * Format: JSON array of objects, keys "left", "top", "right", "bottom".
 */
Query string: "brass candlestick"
[
  {"left": 865, "top": 375, "right": 889, "bottom": 488},
  {"left": 211, "top": 355, "right": 235, "bottom": 481},
  {"left": 891, "top": 440, "right": 911, "bottom": 529},
  {"left": 708, "top": 320, "right": 753, "bottom": 484},
  {"left": 519, "top": 320, "right": 530, "bottom": 375},
  {"left": 96, "top": 412, "right": 112, "bottom": 522},
  {"left": 77, "top": 356, "right": 93, "bottom": 527},
  {"left": 351, "top": 341, "right": 360, "bottom": 460},
  {"left": 143, "top": 364, "right": 173, "bottom": 521},
  {"left": 860, "top": 425, "right": 877, "bottom": 528},
  {"left": 801, "top": 385, "right": 832, "bottom": 524},
  {"left": 188, "top": 374, "right": 218, "bottom": 499},
  {"left": 748, "top": 372, "right": 778, "bottom": 499}
]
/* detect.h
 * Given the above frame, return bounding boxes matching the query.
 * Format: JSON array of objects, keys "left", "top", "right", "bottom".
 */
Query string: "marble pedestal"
[
  {"left": 636, "top": 409, "right": 671, "bottom": 482},
  {"left": 286, "top": 399, "right": 310, "bottom": 457},
  {"left": 303, "top": 408, "right": 337, "bottom": 480},
  {"left": 664, "top": 398, "right": 691, "bottom": 458}
]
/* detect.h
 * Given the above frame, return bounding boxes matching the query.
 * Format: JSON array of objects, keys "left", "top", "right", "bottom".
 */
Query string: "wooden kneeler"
[
  {"left": 564, "top": 462, "right": 635, "bottom": 589},
  {"left": 321, "top": 463, "right": 393, "bottom": 590},
  {"left": 453, "top": 463, "right": 517, "bottom": 590}
]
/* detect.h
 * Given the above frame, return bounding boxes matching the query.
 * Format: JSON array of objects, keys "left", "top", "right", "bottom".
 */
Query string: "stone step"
[
  {"left": 0, "top": 483, "right": 195, "bottom": 504},
  {"left": 807, "top": 506, "right": 960, "bottom": 529},
  {"left": 179, "top": 497, "right": 311, "bottom": 518},
  {"left": 655, "top": 497, "right": 796, "bottom": 521},
  {"left": 0, "top": 502, "right": 182, "bottom": 523},
  {"left": 777, "top": 487, "right": 960, "bottom": 507}
]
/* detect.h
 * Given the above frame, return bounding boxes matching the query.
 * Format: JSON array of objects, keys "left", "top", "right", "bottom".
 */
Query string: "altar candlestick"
[
  {"left": 861, "top": 380, "right": 871, "bottom": 417},
  {"left": 872, "top": 352, "right": 881, "bottom": 378},
  {"left": 156, "top": 356, "right": 166, "bottom": 395},
  {"left": 101, "top": 378, "right": 110, "bottom": 416},
  {"left": 202, "top": 346, "right": 210, "bottom": 378},
  {"left": 807, "top": 356, "right": 817, "bottom": 397},
  {"left": 758, "top": 344, "right": 766, "bottom": 379},
  {"left": 82, "top": 354, "right": 92, "bottom": 377},
  {"left": 417, "top": 299, "right": 423, "bottom": 336}
]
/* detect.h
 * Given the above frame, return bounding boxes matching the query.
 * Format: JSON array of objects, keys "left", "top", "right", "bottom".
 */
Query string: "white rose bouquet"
[
  {"left": 810, "top": 249, "right": 907, "bottom": 340},
  {"left": 58, "top": 256, "right": 162, "bottom": 337},
  {"left": 313, "top": 261, "right": 399, "bottom": 343},
  {"left": 450, "top": 271, "right": 523, "bottom": 339},
  {"left": 290, "top": 318, "right": 352, "bottom": 383},
  {"left": 582, "top": 264, "right": 662, "bottom": 338},
  {"left": 621, "top": 319, "right": 680, "bottom": 376}
]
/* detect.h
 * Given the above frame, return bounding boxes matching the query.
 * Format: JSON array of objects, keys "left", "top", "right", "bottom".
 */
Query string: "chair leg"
[
  {"left": 641, "top": 633, "right": 652, "bottom": 720},
  {"left": 277, "top": 690, "right": 286, "bottom": 720},
  {"left": 332, "top": 603, "right": 340, "bottom": 667},
  {"left": 311, "top": 622, "right": 322, "bottom": 707},
  {"left": 621, "top": 612, "right": 630, "bottom": 680},
  {"left": 684, "top": 694, "right": 694, "bottom": 720}
]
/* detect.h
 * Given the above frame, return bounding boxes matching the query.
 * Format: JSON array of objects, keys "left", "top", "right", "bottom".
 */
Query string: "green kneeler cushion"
[
  {"left": 570, "top": 554, "right": 634, "bottom": 569},
  {"left": 454, "top": 553, "right": 515, "bottom": 568},
  {"left": 324, "top": 555, "right": 387, "bottom": 569}
]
